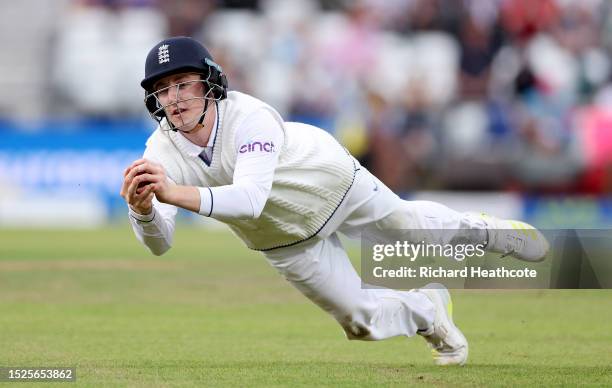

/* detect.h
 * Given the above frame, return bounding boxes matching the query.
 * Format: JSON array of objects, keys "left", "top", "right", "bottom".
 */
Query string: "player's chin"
[{"left": 174, "top": 121, "right": 199, "bottom": 133}]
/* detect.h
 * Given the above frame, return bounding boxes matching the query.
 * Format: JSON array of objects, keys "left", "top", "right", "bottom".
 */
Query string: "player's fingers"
[
  {"left": 126, "top": 174, "right": 143, "bottom": 201},
  {"left": 124, "top": 160, "right": 163, "bottom": 202},
  {"left": 133, "top": 161, "right": 159, "bottom": 176},
  {"left": 142, "top": 162, "right": 164, "bottom": 176},
  {"left": 125, "top": 163, "right": 150, "bottom": 183},
  {"left": 140, "top": 160, "right": 163, "bottom": 175},
  {"left": 136, "top": 185, "right": 155, "bottom": 206},
  {"left": 126, "top": 160, "right": 145, "bottom": 176},
  {"left": 136, "top": 186, "right": 155, "bottom": 203},
  {"left": 128, "top": 172, "right": 160, "bottom": 201},
  {"left": 124, "top": 167, "right": 139, "bottom": 183},
  {"left": 120, "top": 174, "right": 132, "bottom": 198},
  {"left": 135, "top": 182, "right": 153, "bottom": 196},
  {"left": 125, "top": 159, "right": 146, "bottom": 176},
  {"left": 130, "top": 158, "right": 147, "bottom": 168},
  {"left": 134, "top": 173, "right": 159, "bottom": 185}
]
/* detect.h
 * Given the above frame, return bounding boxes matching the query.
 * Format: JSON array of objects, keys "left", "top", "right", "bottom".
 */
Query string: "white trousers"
[{"left": 263, "top": 164, "right": 487, "bottom": 340}]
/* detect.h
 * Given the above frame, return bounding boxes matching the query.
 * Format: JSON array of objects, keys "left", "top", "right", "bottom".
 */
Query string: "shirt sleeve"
[
  {"left": 128, "top": 156, "right": 178, "bottom": 255},
  {"left": 198, "top": 108, "right": 284, "bottom": 219}
]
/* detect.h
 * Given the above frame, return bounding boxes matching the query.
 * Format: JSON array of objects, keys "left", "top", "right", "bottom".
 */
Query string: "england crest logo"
[{"left": 158, "top": 44, "right": 170, "bottom": 64}]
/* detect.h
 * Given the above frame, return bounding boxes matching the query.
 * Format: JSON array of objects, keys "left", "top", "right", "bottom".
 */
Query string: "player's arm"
[
  {"left": 197, "top": 109, "right": 284, "bottom": 219},
  {"left": 123, "top": 159, "right": 201, "bottom": 213},
  {"left": 126, "top": 110, "right": 283, "bottom": 221},
  {"left": 121, "top": 159, "right": 178, "bottom": 255}
]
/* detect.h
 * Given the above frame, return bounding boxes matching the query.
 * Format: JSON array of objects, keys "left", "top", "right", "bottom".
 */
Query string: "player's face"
[{"left": 153, "top": 73, "right": 207, "bottom": 132}]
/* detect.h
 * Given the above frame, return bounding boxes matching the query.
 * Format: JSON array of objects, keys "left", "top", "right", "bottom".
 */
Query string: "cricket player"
[{"left": 121, "top": 37, "right": 549, "bottom": 366}]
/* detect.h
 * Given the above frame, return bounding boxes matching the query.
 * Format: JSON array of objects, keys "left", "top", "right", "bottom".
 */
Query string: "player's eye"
[{"left": 157, "top": 88, "right": 169, "bottom": 98}]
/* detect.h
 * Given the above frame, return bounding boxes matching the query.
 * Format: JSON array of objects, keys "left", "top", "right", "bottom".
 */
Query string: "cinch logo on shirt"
[{"left": 239, "top": 141, "right": 276, "bottom": 154}]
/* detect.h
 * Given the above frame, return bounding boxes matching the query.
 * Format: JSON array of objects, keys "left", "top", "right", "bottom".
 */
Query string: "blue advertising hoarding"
[{"left": 0, "top": 120, "right": 151, "bottom": 221}]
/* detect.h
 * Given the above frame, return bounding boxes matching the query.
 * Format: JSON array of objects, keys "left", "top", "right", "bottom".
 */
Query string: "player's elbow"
[
  {"left": 230, "top": 208, "right": 259, "bottom": 220},
  {"left": 239, "top": 198, "right": 267, "bottom": 220},
  {"left": 228, "top": 182, "right": 268, "bottom": 220},
  {"left": 246, "top": 184, "right": 269, "bottom": 220}
]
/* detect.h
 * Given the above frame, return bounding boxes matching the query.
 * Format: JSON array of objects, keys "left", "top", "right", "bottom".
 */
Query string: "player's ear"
[
  {"left": 145, "top": 91, "right": 165, "bottom": 119},
  {"left": 203, "top": 58, "right": 227, "bottom": 100}
]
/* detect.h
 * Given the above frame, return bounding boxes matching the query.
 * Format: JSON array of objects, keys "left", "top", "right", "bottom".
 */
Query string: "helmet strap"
[{"left": 198, "top": 98, "right": 210, "bottom": 126}]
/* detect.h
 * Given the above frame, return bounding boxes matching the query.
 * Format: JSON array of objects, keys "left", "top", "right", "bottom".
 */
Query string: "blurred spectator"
[
  {"left": 158, "top": 0, "right": 215, "bottom": 37},
  {"left": 6, "top": 0, "right": 612, "bottom": 193},
  {"left": 500, "top": 0, "right": 560, "bottom": 44},
  {"left": 0, "top": 0, "right": 69, "bottom": 122},
  {"left": 458, "top": 5, "right": 503, "bottom": 99},
  {"left": 52, "top": 0, "right": 167, "bottom": 118}
]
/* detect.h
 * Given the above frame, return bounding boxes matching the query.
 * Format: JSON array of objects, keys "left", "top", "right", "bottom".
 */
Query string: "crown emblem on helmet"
[{"left": 157, "top": 44, "right": 170, "bottom": 64}]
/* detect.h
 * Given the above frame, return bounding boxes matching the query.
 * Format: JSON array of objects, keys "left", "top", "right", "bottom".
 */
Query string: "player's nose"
[{"left": 167, "top": 84, "right": 180, "bottom": 103}]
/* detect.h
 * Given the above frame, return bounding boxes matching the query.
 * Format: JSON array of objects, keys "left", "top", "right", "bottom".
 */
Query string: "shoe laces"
[
  {"left": 421, "top": 324, "right": 450, "bottom": 351},
  {"left": 503, "top": 234, "right": 526, "bottom": 256}
]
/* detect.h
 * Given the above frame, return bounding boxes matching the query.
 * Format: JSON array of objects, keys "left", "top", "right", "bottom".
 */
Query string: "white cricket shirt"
[{"left": 129, "top": 104, "right": 285, "bottom": 255}]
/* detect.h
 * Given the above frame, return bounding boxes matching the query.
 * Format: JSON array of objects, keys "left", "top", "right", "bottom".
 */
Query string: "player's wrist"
[{"left": 129, "top": 204, "right": 153, "bottom": 217}]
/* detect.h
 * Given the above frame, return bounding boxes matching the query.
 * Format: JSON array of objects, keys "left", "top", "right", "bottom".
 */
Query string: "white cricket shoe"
[
  {"left": 416, "top": 283, "right": 468, "bottom": 366},
  {"left": 481, "top": 214, "right": 550, "bottom": 262}
]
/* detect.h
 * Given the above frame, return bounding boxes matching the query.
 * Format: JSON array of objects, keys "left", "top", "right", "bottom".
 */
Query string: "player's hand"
[
  {"left": 121, "top": 159, "right": 201, "bottom": 213},
  {"left": 122, "top": 158, "right": 176, "bottom": 206},
  {"left": 120, "top": 159, "right": 163, "bottom": 214}
]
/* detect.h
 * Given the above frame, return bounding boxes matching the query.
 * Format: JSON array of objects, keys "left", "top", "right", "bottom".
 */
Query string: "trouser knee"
[{"left": 336, "top": 311, "right": 376, "bottom": 340}]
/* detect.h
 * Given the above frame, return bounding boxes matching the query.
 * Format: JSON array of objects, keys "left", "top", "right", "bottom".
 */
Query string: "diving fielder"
[{"left": 121, "top": 37, "right": 549, "bottom": 366}]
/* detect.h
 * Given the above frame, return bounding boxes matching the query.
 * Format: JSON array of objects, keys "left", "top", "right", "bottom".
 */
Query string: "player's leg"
[
  {"left": 325, "top": 165, "right": 545, "bottom": 366},
  {"left": 263, "top": 234, "right": 436, "bottom": 340},
  {"left": 414, "top": 283, "right": 469, "bottom": 366},
  {"left": 264, "top": 233, "right": 468, "bottom": 365},
  {"left": 335, "top": 166, "right": 548, "bottom": 262},
  {"left": 330, "top": 166, "right": 488, "bottom": 248}
]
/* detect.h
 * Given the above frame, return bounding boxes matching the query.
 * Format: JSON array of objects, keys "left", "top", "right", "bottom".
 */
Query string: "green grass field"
[{"left": 1, "top": 227, "right": 611, "bottom": 387}]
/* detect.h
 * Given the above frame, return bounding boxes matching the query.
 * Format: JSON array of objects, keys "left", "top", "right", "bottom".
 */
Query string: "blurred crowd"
[{"left": 3, "top": 0, "right": 612, "bottom": 194}]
